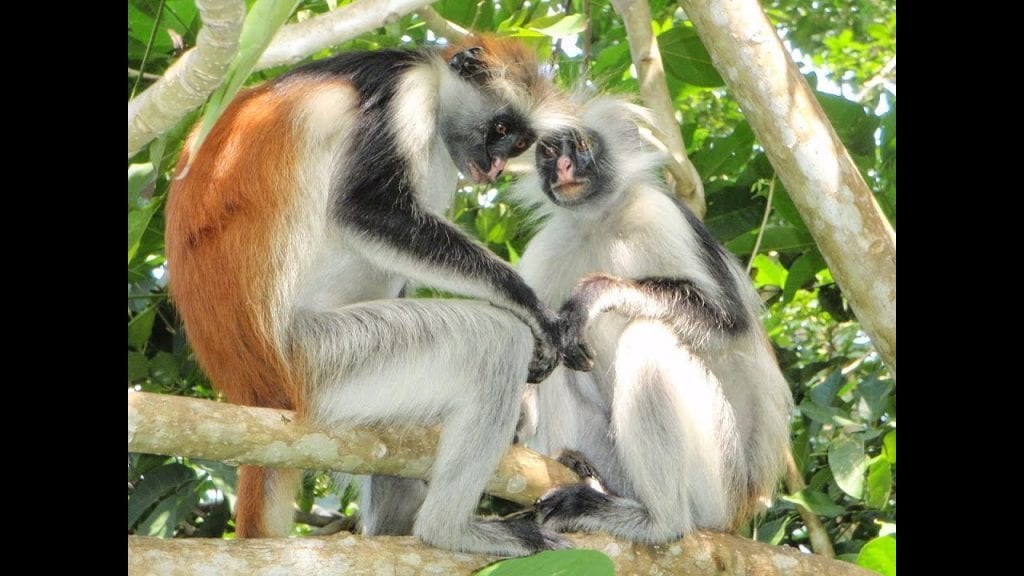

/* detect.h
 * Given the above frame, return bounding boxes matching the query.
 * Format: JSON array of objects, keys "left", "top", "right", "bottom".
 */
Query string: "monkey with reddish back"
[{"left": 166, "top": 37, "right": 570, "bottom": 555}]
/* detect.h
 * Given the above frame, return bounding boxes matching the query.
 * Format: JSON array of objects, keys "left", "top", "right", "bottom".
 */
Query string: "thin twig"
[
  {"left": 131, "top": 0, "right": 167, "bottom": 100},
  {"left": 747, "top": 176, "right": 775, "bottom": 274},
  {"left": 128, "top": 67, "right": 163, "bottom": 81},
  {"left": 414, "top": 6, "right": 468, "bottom": 39},
  {"left": 784, "top": 449, "right": 836, "bottom": 558},
  {"left": 581, "top": 0, "right": 592, "bottom": 77},
  {"left": 854, "top": 56, "right": 896, "bottom": 103}
]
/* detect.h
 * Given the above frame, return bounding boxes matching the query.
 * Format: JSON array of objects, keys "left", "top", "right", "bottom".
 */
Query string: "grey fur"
[
  {"left": 515, "top": 97, "right": 794, "bottom": 543},
  {"left": 266, "top": 52, "right": 570, "bottom": 555}
]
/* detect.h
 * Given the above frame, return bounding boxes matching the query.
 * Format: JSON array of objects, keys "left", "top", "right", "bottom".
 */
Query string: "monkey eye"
[
  {"left": 541, "top": 146, "right": 556, "bottom": 159},
  {"left": 576, "top": 139, "right": 591, "bottom": 152},
  {"left": 494, "top": 121, "right": 509, "bottom": 136},
  {"left": 514, "top": 138, "right": 529, "bottom": 151}
]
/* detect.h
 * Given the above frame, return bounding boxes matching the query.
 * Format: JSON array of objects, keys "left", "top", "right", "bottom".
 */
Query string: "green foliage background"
[{"left": 129, "top": 1, "right": 895, "bottom": 573}]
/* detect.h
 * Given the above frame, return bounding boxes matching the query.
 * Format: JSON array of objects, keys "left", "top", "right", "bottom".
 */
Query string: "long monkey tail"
[{"left": 235, "top": 467, "right": 302, "bottom": 537}]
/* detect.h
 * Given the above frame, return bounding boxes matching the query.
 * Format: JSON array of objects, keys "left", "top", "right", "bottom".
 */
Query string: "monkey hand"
[
  {"left": 558, "top": 300, "right": 596, "bottom": 372},
  {"left": 527, "top": 311, "right": 561, "bottom": 383}
]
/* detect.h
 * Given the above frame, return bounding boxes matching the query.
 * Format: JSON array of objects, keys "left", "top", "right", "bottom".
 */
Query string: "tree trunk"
[{"left": 677, "top": 0, "right": 896, "bottom": 376}]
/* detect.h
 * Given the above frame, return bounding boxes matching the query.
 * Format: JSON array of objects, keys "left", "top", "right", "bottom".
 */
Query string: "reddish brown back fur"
[
  {"left": 166, "top": 83, "right": 309, "bottom": 537},
  {"left": 443, "top": 34, "right": 547, "bottom": 95},
  {"left": 166, "top": 83, "right": 300, "bottom": 411}
]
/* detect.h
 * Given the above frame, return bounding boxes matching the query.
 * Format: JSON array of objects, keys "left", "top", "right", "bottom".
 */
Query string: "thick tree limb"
[
  {"left": 127, "top": 0, "right": 245, "bottom": 157},
  {"left": 610, "top": 0, "right": 706, "bottom": 218},
  {"left": 128, "top": 532, "right": 876, "bottom": 576},
  {"left": 255, "top": 0, "right": 436, "bottom": 70},
  {"left": 127, "top": 392, "right": 578, "bottom": 505},
  {"left": 678, "top": 0, "right": 896, "bottom": 376}
]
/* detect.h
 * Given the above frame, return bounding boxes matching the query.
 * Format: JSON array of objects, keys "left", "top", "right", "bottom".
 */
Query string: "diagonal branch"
[
  {"left": 127, "top": 0, "right": 246, "bottom": 157},
  {"left": 128, "top": 0, "right": 439, "bottom": 157},
  {"left": 610, "top": 0, "right": 706, "bottom": 218},
  {"left": 677, "top": 0, "right": 895, "bottom": 376},
  {"left": 415, "top": 5, "right": 469, "bottom": 40},
  {"left": 255, "top": 0, "right": 437, "bottom": 69}
]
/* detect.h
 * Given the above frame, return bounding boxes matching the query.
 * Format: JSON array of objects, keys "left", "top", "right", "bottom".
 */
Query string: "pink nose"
[
  {"left": 557, "top": 156, "right": 574, "bottom": 180},
  {"left": 487, "top": 157, "right": 507, "bottom": 181}
]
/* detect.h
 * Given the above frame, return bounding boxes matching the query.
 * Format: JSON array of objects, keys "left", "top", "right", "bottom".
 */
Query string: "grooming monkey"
[
  {"left": 165, "top": 37, "right": 572, "bottom": 555},
  {"left": 516, "top": 97, "right": 794, "bottom": 542}
]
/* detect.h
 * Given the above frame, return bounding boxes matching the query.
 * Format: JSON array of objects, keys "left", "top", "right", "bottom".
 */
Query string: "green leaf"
[
  {"left": 590, "top": 42, "right": 631, "bottom": 84},
  {"left": 128, "top": 351, "right": 150, "bottom": 382},
  {"left": 754, "top": 515, "right": 790, "bottom": 545},
  {"left": 882, "top": 430, "right": 896, "bottom": 464},
  {"left": 782, "top": 488, "right": 845, "bottom": 518},
  {"left": 128, "top": 462, "right": 196, "bottom": 531},
  {"left": 769, "top": 180, "right": 810, "bottom": 235},
  {"left": 150, "top": 351, "right": 181, "bottom": 385},
  {"left": 128, "top": 163, "right": 155, "bottom": 209},
  {"left": 857, "top": 536, "right": 896, "bottom": 576},
  {"left": 866, "top": 458, "right": 892, "bottom": 509},
  {"left": 475, "top": 550, "right": 614, "bottom": 576},
  {"left": 128, "top": 164, "right": 163, "bottom": 265},
  {"left": 816, "top": 92, "right": 878, "bottom": 160},
  {"left": 658, "top": 26, "right": 724, "bottom": 87},
  {"left": 829, "top": 436, "right": 867, "bottom": 499},
  {"left": 726, "top": 225, "right": 815, "bottom": 256},
  {"left": 138, "top": 479, "right": 201, "bottom": 537},
  {"left": 435, "top": 1, "right": 474, "bottom": 27},
  {"left": 704, "top": 184, "right": 765, "bottom": 243},
  {"left": 527, "top": 14, "right": 587, "bottom": 38},
  {"left": 751, "top": 254, "right": 787, "bottom": 289},
  {"left": 690, "top": 122, "right": 754, "bottom": 179},
  {"left": 798, "top": 399, "right": 858, "bottom": 427},
  {"left": 128, "top": 306, "right": 157, "bottom": 350},
  {"left": 782, "top": 249, "right": 826, "bottom": 303},
  {"left": 810, "top": 371, "right": 844, "bottom": 407},
  {"left": 856, "top": 376, "right": 893, "bottom": 422},
  {"left": 192, "top": 0, "right": 300, "bottom": 154}
]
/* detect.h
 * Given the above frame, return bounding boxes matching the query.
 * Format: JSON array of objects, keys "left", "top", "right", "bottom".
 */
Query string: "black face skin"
[
  {"left": 536, "top": 128, "right": 609, "bottom": 207},
  {"left": 474, "top": 111, "right": 535, "bottom": 182},
  {"left": 445, "top": 47, "right": 536, "bottom": 183}
]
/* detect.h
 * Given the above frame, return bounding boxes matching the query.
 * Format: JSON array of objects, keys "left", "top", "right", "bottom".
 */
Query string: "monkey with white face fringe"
[
  {"left": 515, "top": 98, "right": 793, "bottom": 542},
  {"left": 166, "top": 37, "right": 572, "bottom": 555}
]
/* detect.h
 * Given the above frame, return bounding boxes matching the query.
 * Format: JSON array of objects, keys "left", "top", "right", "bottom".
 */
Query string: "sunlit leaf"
[
  {"left": 829, "top": 436, "right": 867, "bottom": 499},
  {"left": 857, "top": 536, "right": 896, "bottom": 576}
]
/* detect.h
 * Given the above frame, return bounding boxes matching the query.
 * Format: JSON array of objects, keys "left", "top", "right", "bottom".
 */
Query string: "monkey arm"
[
  {"left": 558, "top": 273, "right": 745, "bottom": 372},
  {"left": 339, "top": 200, "right": 559, "bottom": 382}
]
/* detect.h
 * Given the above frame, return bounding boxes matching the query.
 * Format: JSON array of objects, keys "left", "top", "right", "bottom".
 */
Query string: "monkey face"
[
  {"left": 444, "top": 107, "right": 537, "bottom": 184},
  {"left": 536, "top": 128, "right": 608, "bottom": 207}
]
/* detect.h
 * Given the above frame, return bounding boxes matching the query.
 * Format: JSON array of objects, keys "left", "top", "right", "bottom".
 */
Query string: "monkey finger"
[
  {"left": 562, "top": 339, "right": 595, "bottom": 372},
  {"left": 527, "top": 345, "right": 560, "bottom": 383}
]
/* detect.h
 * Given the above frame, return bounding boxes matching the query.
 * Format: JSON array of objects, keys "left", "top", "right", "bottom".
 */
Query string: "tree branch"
[
  {"left": 127, "top": 0, "right": 245, "bottom": 157},
  {"left": 609, "top": 0, "right": 706, "bottom": 217},
  {"left": 127, "top": 392, "right": 578, "bottom": 505},
  {"left": 255, "top": 0, "right": 437, "bottom": 70},
  {"left": 854, "top": 55, "right": 896, "bottom": 103},
  {"left": 677, "top": 0, "right": 896, "bottom": 376},
  {"left": 784, "top": 449, "right": 835, "bottom": 557},
  {"left": 415, "top": 6, "right": 469, "bottom": 40},
  {"left": 128, "top": 0, "right": 439, "bottom": 158},
  {"left": 128, "top": 532, "right": 876, "bottom": 575}
]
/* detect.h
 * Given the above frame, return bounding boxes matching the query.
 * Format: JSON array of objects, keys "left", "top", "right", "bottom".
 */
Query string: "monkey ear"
[{"left": 448, "top": 47, "right": 487, "bottom": 81}]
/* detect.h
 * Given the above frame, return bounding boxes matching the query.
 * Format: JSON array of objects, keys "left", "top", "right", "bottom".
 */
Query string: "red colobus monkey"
[
  {"left": 515, "top": 97, "right": 793, "bottom": 542},
  {"left": 165, "top": 37, "right": 571, "bottom": 555}
]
